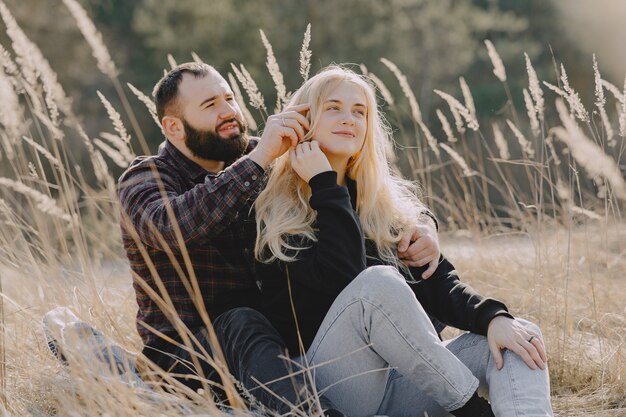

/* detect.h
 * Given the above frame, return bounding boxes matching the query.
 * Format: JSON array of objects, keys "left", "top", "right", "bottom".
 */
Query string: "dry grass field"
[{"left": 0, "top": 1, "right": 624, "bottom": 416}]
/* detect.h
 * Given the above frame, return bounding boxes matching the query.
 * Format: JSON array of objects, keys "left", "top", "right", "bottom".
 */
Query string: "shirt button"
[
  {"left": 244, "top": 181, "right": 250, "bottom": 187},
  {"left": 252, "top": 175, "right": 258, "bottom": 180}
]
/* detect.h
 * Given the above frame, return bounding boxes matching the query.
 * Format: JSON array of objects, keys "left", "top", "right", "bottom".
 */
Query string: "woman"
[{"left": 254, "top": 66, "right": 553, "bottom": 417}]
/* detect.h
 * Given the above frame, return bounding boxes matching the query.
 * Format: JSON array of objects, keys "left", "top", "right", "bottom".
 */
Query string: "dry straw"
[
  {"left": 522, "top": 88, "right": 541, "bottom": 137},
  {"left": 99, "top": 132, "right": 135, "bottom": 163},
  {"left": 492, "top": 123, "right": 510, "bottom": 160},
  {"left": 0, "top": 177, "right": 73, "bottom": 223},
  {"left": 227, "top": 73, "right": 258, "bottom": 131},
  {"left": 299, "top": 24, "right": 312, "bottom": 82},
  {"left": 231, "top": 64, "right": 267, "bottom": 113},
  {"left": 61, "top": 0, "right": 118, "bottom": 78},
  {"left": 167, "top": 54, "right": 177, "bottom": 70},
  {"left": 439, "top": 143, "right": 474, "bottom": 177},
  {"left": 459, "top": 77, "right": 476, "bottom": 121},
  {"left": 380, "top": 58, "right": 422, "bottom": 123},
  {"left": 369, "top": 72, "right": 395, "bottom": 107},
  {"left": 97, "top": 91, "right": 132, "bottom": 145},
  {"left": 621, "top": 77, "right": 626, "bottom": 137},
  {"left": 260, "top": 30, "right": 288, "bottom": 112},
  {"left": 524, "top": 53, "right": 544, "bottom": 121},
  {"left": 592, "top": 55, "right": 614, "bottom": 145},
  {"left": 0, "top": 1, "right": 73, "bottom": 124},
  {"left": 434, "top": 89, "right": 479, "bottom": 131},
  {"left": 127, "top": 82, "right": 160, "bottom": 128},
  {"left": 436, "top": 109, "right": 457, "bottom": 142},
  {"left": 417, "top": 121, "right": 441, "bottom": 157},
  {"left": 21, "top": 136, "right": 62, "bottom": 168},
  {"left": 554, "top": 99, "right": 626, "bottom": 200},
  {"left": 560, "top": 64, "right": 589, "bottom": 123},
  {"left": 506, "top": 119, "right": 535, "bottom": 159},
  {"left": 484, "top": 40, "right": 506, "bottom": 82}
]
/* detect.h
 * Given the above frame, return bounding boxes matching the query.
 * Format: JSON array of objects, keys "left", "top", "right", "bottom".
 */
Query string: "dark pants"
[{"left": 145, "top": 307, "right": 306, "bottom": 413}]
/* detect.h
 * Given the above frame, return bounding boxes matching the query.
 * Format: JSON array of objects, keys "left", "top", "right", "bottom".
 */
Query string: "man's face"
[{"left": 176, "top": 71, "right": 249, "bottom": 161}]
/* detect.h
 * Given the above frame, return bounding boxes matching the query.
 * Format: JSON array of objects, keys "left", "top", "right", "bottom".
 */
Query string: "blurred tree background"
[{"left": 2, "top": 0, "right": 622, "bottom": 178}]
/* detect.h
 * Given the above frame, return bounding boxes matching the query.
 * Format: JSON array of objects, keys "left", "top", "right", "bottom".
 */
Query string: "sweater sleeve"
[
  {"left": 283, "top": 171, "right": 367, "bottom": 296},
  {"left": 405, "top": 257, "right": 513, "bottom": 335},
  {"left": 117, "top": 155, "right": 264, "bottom": 250}
]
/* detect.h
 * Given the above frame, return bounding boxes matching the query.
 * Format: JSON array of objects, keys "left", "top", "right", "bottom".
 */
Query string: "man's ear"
[{"left": 162, "top": 115, "right": 185, "bottom": 143}]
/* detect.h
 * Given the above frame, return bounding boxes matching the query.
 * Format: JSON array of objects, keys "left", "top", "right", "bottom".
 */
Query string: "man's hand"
[
  {"left": 487, "top": 316, "right": 547, "bottom": 371},
  {"left": 398, "top": 220, "right": 440, "bottom": 279},
  {"left": 249, "top": 104, "right": 310, "bottom": 168},
  {"left": 290, "top": 141, "right": 332, "bottom": 183}
]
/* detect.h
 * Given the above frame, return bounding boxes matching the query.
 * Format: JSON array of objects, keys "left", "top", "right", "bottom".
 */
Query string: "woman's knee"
[
  {"left": 516, "top": 318, "right": 544, "bottom": 338},
  {"left": 354, "top": 265, "right": 415, "bottom": 304}
]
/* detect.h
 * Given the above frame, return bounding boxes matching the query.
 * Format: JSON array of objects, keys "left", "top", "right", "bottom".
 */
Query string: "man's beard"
[{"left": 183, "top": 118, "right": 249, "bottom": 162}]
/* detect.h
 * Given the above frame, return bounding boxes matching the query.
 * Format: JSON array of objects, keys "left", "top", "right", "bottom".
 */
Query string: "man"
[{"left": 117, "top": 62, "right": 440, "bottom": 414}]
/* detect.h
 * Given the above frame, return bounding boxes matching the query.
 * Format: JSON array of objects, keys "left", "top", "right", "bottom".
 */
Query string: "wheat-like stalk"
[
  {"left": 94, "top": 139, "right": 129, "bottom": 168},
  {"left": 299, "top": 24, "right": 312, "bottom": 82},
  {"left": 440, "top": 143, "right": 474, "bottom": 177},
  {"left": 560, "top": 64, "right": 589, "bottom": 123},
  {"left": 523, "top": 88, "right": 541, "bottom": 137},
  {"left": 230, "top": 63, "right": 267, "bottom": 113},
  {"left": 260, "top": 30, "right": 288, "bottom": 112},
  {"left": 436, "top": 109, "right": 456, "bottom": 142},
  {"left": 0, "top": 1, "right": 73, "bottom": 125},
  {"left": 554, "top": 99, "right": 626, "bottom": 200},
  {"left": 434, "top": 89, "right": 479, "bottom": 131},
  {"left": 127, "top": 82, "right": 160, "bottom": 128},
  {"left": 167, "top": 54, "right": 177, "bottom": 70},
  {"left": 97, "top": 91, "right": 132, "bottom": 145},
  {"left": 368, "top": 72, "right": 395, "bottom": 107},
  {"left": 99, "top": 132, "right": 135, "bottom": 162},
  {"left": 0, "top": 67, "right": 23, "bottom": 139},
  {"left": 62, "top": 0, "right": 118, "bottom": 78},
  {"left": 601, "top": 79, "right": 624, "bottom": 104},
  {"left": 484, "top": 40, "right": 506, "bottom": 82},
  {"left": 506, "top": 119, "right": 535, "bottom": 158},
  {"left": 459, "top": 77, "right": 476, "bottom": 121},
  {"left": 21, "top": 136, "right": 61, "bottom": 168},
  {"left": 492, "top": 123, "right": 510, "bottom": 160},
  {"left": 524, "top": 53, "right": 544, "bottom": 121},
  {"left": 227, "top": 73, "right": 257, "bottom": 131},
  {"left": 592, "top": 55, "right": 614, "bottom": 145},
  {"left": 417, "top": 121, "right": 440, "bottom": 157},
  {"left": 0, "top": 177, "right": 73, "bottom": 223},
  {"left": 381, "top": 58, "right": 422, "bottom": 124},
  {"left": 620, "top": 77, "right": 626, "bottom": 137}
]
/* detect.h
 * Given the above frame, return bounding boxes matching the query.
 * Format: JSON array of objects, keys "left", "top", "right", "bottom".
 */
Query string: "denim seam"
[{"left": 357, "top": 292, "right": 478, "bottom": 411}]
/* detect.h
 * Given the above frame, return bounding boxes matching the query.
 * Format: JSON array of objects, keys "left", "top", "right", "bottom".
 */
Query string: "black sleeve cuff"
[
  {"left": 422, "top": 210, "right": 439, "bottom": 231},
  {"left": 309, "top": 170, "right": 338, "bottom": 192},
  {"left": 476, "top": 304, "right": 514, "bottom": 335}
]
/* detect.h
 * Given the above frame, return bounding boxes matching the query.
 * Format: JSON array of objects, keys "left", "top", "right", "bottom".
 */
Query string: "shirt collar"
[{"left": 159, "top": 139, "right": 213, "bottom": 180}]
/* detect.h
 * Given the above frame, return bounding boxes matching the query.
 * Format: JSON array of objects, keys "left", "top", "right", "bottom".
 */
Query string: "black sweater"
[{"left": 256, "top": 171, "right": 511, "bottom": 354}]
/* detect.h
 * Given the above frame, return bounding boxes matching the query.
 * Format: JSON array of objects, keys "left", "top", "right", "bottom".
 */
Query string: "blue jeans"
[{"left": 305, "top": 266, "right": 553, "bottom": 417}]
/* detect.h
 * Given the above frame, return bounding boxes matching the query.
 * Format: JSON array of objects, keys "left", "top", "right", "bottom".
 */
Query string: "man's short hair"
[{"left": 152, "top": 62, "right": 216, "bottom": 121}]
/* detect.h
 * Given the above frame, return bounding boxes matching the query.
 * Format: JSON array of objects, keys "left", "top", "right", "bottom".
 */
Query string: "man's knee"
[{"left": 214, "top": 307, "right": 281, "bottom": 348}]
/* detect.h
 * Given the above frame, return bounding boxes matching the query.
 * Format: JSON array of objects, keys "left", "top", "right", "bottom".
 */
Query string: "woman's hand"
[
  {"left": 290, "top": 141, "right": 332, "bottom": 183},
  {"left": 487, "top": 316, "right": 547, "bottom": 370}
]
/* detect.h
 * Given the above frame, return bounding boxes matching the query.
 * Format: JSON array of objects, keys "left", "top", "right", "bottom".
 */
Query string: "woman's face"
[{"left": 312, "top": 81, "right": 368, "bottom": 161}]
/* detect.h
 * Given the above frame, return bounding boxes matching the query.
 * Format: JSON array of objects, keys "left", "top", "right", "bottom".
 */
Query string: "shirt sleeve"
[
  {"left": 118, "top": 156, "right": 264, "bottom": 250},
  {"left": 405, "top": 257, "right": 513, "bottom": 335},
  {"left": 282, "top": 171, "right": 367, "bottom": 296}
]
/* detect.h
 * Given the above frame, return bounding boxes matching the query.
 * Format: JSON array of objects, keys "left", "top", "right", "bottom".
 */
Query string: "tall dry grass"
[{"left": 0, "top": 1, "right": 623, "bottom": 416}]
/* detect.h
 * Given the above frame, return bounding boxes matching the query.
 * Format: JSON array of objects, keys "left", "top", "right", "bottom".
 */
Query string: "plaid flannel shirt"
[{"left": 117, "top": 139, "right": 264, "bottom": 348}]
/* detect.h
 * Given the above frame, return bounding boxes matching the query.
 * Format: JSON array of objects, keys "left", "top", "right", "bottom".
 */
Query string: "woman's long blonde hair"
[{"left": 254, "top": 66, "right": 427, "bottom": 268}]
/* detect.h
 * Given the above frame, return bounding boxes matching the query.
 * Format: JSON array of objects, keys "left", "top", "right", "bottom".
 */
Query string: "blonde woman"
[{"left": 254, "top": 66, "right": 552, "bottom": 417}]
